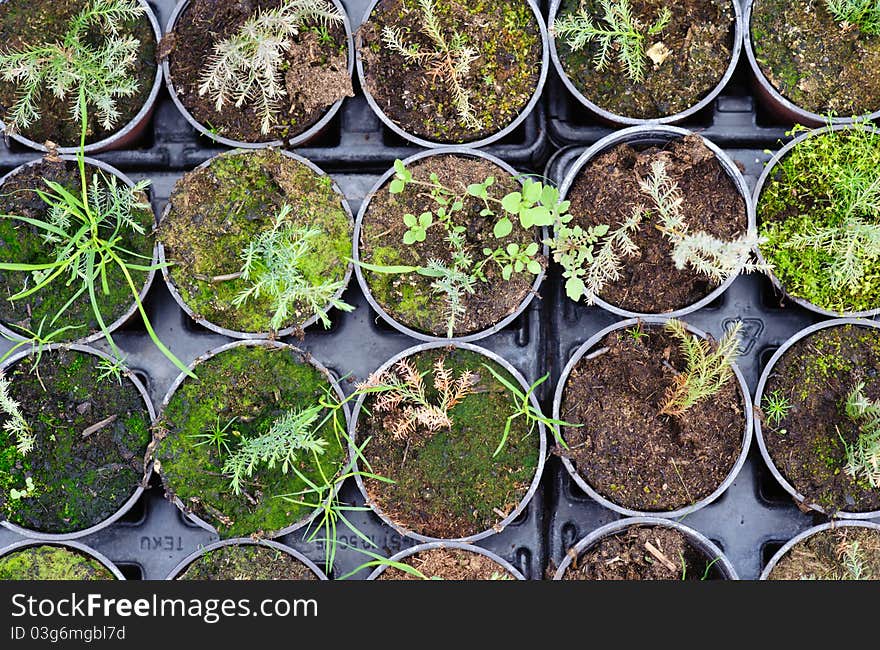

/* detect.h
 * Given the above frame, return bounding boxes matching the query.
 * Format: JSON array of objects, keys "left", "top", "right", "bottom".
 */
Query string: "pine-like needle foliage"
[
  {"left": 0, "top": 373, "right": 33, "bottom": 455},
  {"left": 552, "top": 0, "right": 671, "bottom": 82},
  {"left": 843, "top": 382, "right": 880, "bottom": 488},
  {"left": 222, "top": 404, "right": 329, "bottom": 495},
  {"left": 660, "top": 319, "right": 742, "bottom": 416},
  {"left": 0, "top": 0, "right": 144, "bottom": 133},
  {"left": 382, "top": 0, "right": 482, "bottom": 129},
  {"left": 199, "top": 0, "right": 345, "bottom": 135},
  {"left": 232, "top": 203, "right": 354, "bottom": 331},
  {"left": 826, "top": 0, "right": 880, "bottom": 34}
]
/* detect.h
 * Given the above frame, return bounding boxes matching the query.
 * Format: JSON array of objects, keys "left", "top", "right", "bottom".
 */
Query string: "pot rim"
[
  {"left": 366, "top": 540, "right": 526, "bottom": 580},
  {"left": 348, "top": 340, "right": 548, "bottom": 544},
  {"left": 0, "top": 342, "right": 156, "bottom": 541},
  {"left": 0, "top": 538, "right": 126, "bottom": 579},
  {"left": 164, "top": 537, "right": 328, "bottom": 580},
  {"left": 552, "top": 316, "right": 754, "bottom": 519}
]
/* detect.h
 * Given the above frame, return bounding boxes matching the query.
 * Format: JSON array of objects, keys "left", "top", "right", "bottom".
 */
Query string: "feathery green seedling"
[
  {"left": 382, "top": 0, "right": 481, "bottom": 129},
  {"left": 232, "top": 203, "right": 354, "bottom": 331},
  {"left": 660, "top": 319, "right": 742, "bottom": 416},
  {"left": 199, "top": 0, "right": 344, "bottom": 135},
  {"left": 191, "top": 415, "right": 238, "bottom": 457},
  {"left": 0, "top": 372, "right": 33, "bottom": 455},
  {"left": 763, "top": 389, "right": 792, "bottom": 427},
  {"left": 826, "top": 0, "right": 880, "bottom": 34},
  {"left": 553, "top": 0, "right": 672, "bottom": 82},
  {"left": 96, "top": 355, "right": 128, "bottom": 386},
  {"left": 842, "top": 381, "right": 880, "bottom": 487},
  {"left": 0, "top": 0, "right": 144, "bottom": 133}
]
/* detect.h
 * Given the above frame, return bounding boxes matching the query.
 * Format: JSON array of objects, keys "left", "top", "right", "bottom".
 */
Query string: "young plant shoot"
[
  {"left": 843, "top": 382, "right": 880, "bottom": 488},
  {"left": 826, "top": 0, "right": 880, "bottom": 34}
]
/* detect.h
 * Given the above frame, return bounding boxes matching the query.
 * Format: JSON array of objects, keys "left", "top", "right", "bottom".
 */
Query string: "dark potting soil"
[
  {"left": 360, "top": 347, "right": 540, "bottom": 539},
  {"left": 167, "top": 0, "right": 352, "bottom": 143},
  {"left": 359, "top": 0, "right": 542, "bottom": 143},
  {"left": 0, "top": 0, "right": 157, "bottom": 146},
  {"left": 554, "top": 0, "right": 734, "bottom": 119},
  {"left": 160, "top": 149, "right": 352, "bottom": 334},
  {"left": 751, "top": 0, "right": 880, "bottom": 117},
  {"left": 176, "top": 544, "right": 319, "bottom": 580},
  {"left": 359, "top": 155, "right": 540, "bottom": 337},
  {"left": 565, "top": 135, "right": 746, "bottom": 313},
  {"left": 562, "top": 526, "right": 724, "bottom": 580},
  {"left": 0, "top": 157, "right": 154, "bottom": 340},
  {"left": 559, "top": 324, "right": 745, "bottom": 512},
  {"left": 376, "top": 547, "right": 516, "bottom": 580},
  {"left": 761, "top": 325, "right": 880, "bottom": 515},
  {"left": 768, "top": 527, "right": 880, "bottom": 580},
  {"left": 0, "top": 349, "right": 152, "bottom": 534},
  {"left": 0, "top": 545, "right": 115, "bottom": 580},
  {"left": 153, "top": 344, "right": 347, "bottom": 539}
]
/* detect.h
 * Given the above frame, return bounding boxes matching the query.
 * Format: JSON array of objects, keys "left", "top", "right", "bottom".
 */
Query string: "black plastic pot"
[
  {"left": 548, "top": 0, "right": 743, "bottom": 126},
  {"left": 552, "top": 316, "right": 754, "bottom": 519},
  {"left": 165, "top": 538, "right": 328, "bottom": 580},
  {"left": 743, "top": 0, "right": 880, "bottom": 127},
  {"left": 760, "top": 521, "right": 880, "bottom": 580},
  {"left": 154, "top": 339, "right": 351, "bottom": 538},
  {"left": 0, "top": 155, "right": 159, "bottom": 345},
  {"left": 754, "top": 318, "right": 880, "bottom": 520},
  {"left": 557, "top": 125, "right": 755, "bottom": 319},
  {"left": 353, "top": 147, "right": 547, "bottom": 343},
  {"left": 0, "top": 0, "right": 163, "bottom": 154},
  {"left": 0, "top": 342, "right": 155, "bottom": 540},
  {"left": 752, "top": 124, "right": 880, "bottom": 319},
  {"left": 349, "top": 341, "right": 547, "bottom": 544},
  {"left": 552, "top": 517, "right": 739, "bottom": 580},
  {"left": 158, "top": 148, "right": 355, "bottom": 339},
  {"left": 355, "top": 0, "right": 549, "bottom": 148},
  {"left": 162, "top": 0, "right": 354, "bottom": 149},
  {"left": 366, "top": 541, "right": 526, "bottom": 580},
  {"left": 0, "top": 539, "right": 125, "bottom": 579}
]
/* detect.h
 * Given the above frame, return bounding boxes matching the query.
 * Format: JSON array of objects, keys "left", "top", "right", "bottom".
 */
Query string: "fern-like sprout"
[
  {"left": 232, "top": 203, "right": 354, "bottom": 331},
  {"left": 382, "top": 0, "right": 482, "bottom": 129},
  {"left": 826, "top": 0, "right": 880, "bottom": 34},
  {"left": 843, "top": 381, "right": 880, "bottom": 488},
  {"left": 0, "top": 373, "right": 33, "bottom": 455},
  {"left": 552, "top": 0, "right": 671, "bottom": 82},
  {"left": 0, "top": 0, "right": 144, "bottom": 133},
  {"left": 660, "top": 319, "right": 742, "bottom": 416},
  {"left": 198, "top": 0, "right": 344, "bottom": 135}
]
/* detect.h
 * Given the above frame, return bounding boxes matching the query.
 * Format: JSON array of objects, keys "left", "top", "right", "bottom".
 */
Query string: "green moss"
[
  {"left": 154, "top": 344, "right": 347, "bottom": 539},
  {"left": 0, "top": 545, "right": 115, "bottom": 580},
  {"left": 177, "top": 544, "right": 317, "bottom": 580},
  {"left": 0, "top": 349, "right": 151, "bottom": 533},
  {"left": 161, "top": 150, "right": 351, "bottom": 333},
  {"left": 362, "top": 348, "right": 540, "bottom": 537}
]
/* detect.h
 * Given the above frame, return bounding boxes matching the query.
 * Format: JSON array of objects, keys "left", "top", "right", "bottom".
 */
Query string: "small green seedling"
[{"left": 763, "top": 389, "right": 792, "bottom": 427}]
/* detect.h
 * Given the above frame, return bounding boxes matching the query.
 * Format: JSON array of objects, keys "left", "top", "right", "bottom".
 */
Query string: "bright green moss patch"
[
  {"left": 758, "top": 126, "right": 880, "bottom": 313},
  {"left": 153, "top": 344, "right": 347, "bottom": 539},
  {"left": 0, "top": 545, "right": 115, "bottom": 580},
  {"left": 0, "top": 158, "right": 153, "bottom": 340},
  {"left": 360, "top": 347, "right": 540, "bottom": 538},
  {"left": 160, "top": 149, "right": 352, "bottom": 333},
  {"left": 0, "top": 349, "right": 151, "bottom": 534},
  {"left": 176, "top": 544, "right": 318, "bottom": 580}
]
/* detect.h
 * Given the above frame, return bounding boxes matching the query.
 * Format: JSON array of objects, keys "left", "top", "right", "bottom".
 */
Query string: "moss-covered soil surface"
[
  {"left": 554, "top": 0, "right": 734, "bottom": 119},
  {"left": 0, "top": 157, "right": 153, "bottom": 340},
  {"left": 761, "top": 325, "right": 880, "bottom": 515},
  {"left": 562, "top": 525, "right": 724, "bottom": 580},
  {"left": 360, "top": 0, "right": 542, "bottom": 142},
  {"left": 751, "top": 0, "right": 880, "bottom": 117},
  {"left": 359, "top": 154, "right": 540, "bottom": 337},
  {"left": 167, "top": 0, "right": 351, "bottom": 143},
  {"left": 559, "top": 323, "right": 745, "bottom": 511},
  {"left": 177, "top": 543, "right": 318, "bottom": 580},
  {"left": 565, "top": 135, "right": 746, "bottom": 313},
  {"left": 153, "top": 343, "right": 346, "bottom": 539},
  {"left": 160, "top": 149, "right": 351, "bottom": 333},
  {"left": 360, "top": 347, "right": 540, "bottom": 538},
  {"left": 0, "top": 349, "right": 151, "bottom": 534},
  {"left": 377, "top": 547, "right": 515, "bottom": 580},
  {"left": 768, "top": 527, "right": 880, "bottom": 580},
  {"left": 0, "top": 545, "right": 115, "bottom": 580},
  {"left": 0, "top": 0, "right": 157, "bottom": 146}
]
